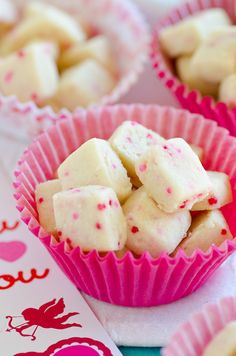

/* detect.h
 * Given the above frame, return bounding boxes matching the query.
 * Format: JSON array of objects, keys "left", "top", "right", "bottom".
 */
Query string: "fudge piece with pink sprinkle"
[
  {"left": 192, "top": 171, "right": 232, "bottom": 211},
  {"left": 57, "top": 138, "right": 132, "bottom": 203},
  {"left": 135, "top": 138, "right": 212, "bottom": 213},
  {"left": 53, "top": 185, "right": 127, "bottom": 251},
  {"left": 0, "top": 42, "right": 59, "bottom": 103},
  {"left": 0, "top": 1, "right": 85, "bottom": 54},
  {"left": 35, "top": 179, "right": 61, "bottom": 235},
  {"left": 109, "top": 121, "right": 165, "bottom": 187},
  {"left": 55, "top": 59, "right": 115, "bottom": 110},
  {"left": 123, "top": 186, "right": 191, "bottom": 258},
  {"left": 176, "top": 210, "right": 232, "bottom": 256},
  {"left": 59, "top": 35, "right": 116, "bottom": 74}
]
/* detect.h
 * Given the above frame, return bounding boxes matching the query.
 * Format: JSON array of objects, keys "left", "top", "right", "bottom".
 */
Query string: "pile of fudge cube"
[
  {"left": 160, "top": 8, "right": 236, "bottom": 107},
  {"left": 35, "top": 121, "right": 233, "bottom": 258}
]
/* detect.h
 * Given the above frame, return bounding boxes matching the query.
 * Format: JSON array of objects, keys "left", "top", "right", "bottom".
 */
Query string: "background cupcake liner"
[
  {"left": 14, "top": 104, "right": 236, "bottom": 307},
  {"left": 0, "top": 0, "right": 150, "bottom": 141},
  {"left": 151, "top": 0, "right": 236, "bottom": 136},
  {"left": 163, "top": 295, "right": 236, "bottom": 356}
]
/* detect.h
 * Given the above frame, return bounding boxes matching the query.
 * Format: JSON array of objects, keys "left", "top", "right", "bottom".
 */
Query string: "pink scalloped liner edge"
[
  {"left": 163, "top": 296, "right": 236, "bottom": 356},
  {"left": 150, "top": 0, "right": 236, "bottom": 135},
  {"left": 13, "top": 104, "right": 236, "bottom": 307}
]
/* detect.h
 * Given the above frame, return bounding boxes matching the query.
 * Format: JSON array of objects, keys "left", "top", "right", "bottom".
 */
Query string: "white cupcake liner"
[{"left": 0, "top": 0, "right": 150, "bottom": 140}]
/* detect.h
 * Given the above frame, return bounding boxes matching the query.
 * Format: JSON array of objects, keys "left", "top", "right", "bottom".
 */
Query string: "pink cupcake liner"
[
  {"left": 0, "top": 0, "right": 150, "bottom": 141},
  {"left": 13, "top": 104, "right": 236, "bottom": 307},
  {"left": 163, "top": 295, "right": 236, "bottom": 356},
  {"left": 151, "top": 0, "right": 236, "bottom": 136}
]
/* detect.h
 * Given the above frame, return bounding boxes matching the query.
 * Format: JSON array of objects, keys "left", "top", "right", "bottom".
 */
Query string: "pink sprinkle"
[
  {"left": 131, "top": 226, "right": 139, "bottom": 234},
  {"left": 74, "top": 188, "right": 81, "bottom": 192},
  {"left": 139, "top": 163, "right": 147, "bottom": 172},
  {"left": 72, "top": 212, "right": 79, "bottom": 220},
  {"left": 62, "top": 42, "right": 72, "bottom": 50},
  {"left": 109, "top": 199, "right": 113, "bottom": 206},
  {"left": 126, "top": 136, "right": 132, "bottom": 143},
  {"left": 163, "top": 145, "right": 168, "bottom": 150},
  {"left": 113, "top": 201, "right": 119, "bottom": 208},
  {"left": 17, "top": 49, "right": 26, "bottom": 58},
  {"left": 31, "top": 92, "right": 38, "bottom": 101},
  {"left": 208, "top": 197, "right": 218, "bottom": 205},
  {"left": 221, "top": 229, "right": 227, "bottom": 235},
  {"left": 96, "top": 222, "right": 102, "bottom": 230},
  {"left": 130, "top": 121, "right": 137, "bottom": 126},
  {"left": 97, "top": 203, "right": 106, "bottom": 211},
  {"left": 64, "top": 171, "right": 69, "bottom": 177},
  {"left": 66, "top": 238, "right": 73, "bottom": 249},
  {"left": 4, "top": 71, "right": 13, "bottom": 83},
  {"left": 166, "top": 187, "right": 172, "bottom": 194},
  {"left": 179, "top": 200, "right": 188, "bottom": 209},
  {"left": 38, "top": 197, "right": 44, "bottom": 204},
  {"left": 112, "top": 163, "right": 117, "bottom": 169},
  {"left": 146, "top": 133, "right": 153, "bottom": 139}
]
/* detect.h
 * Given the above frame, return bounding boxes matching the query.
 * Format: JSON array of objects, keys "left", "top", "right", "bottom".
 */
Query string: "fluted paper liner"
[
  {"left": 163, "top": 296, "right": 236, "bottom": 356},
  {"left": 0, "top": 0, "right": 149, "bottom": 140},
  {"left": 151, "top": 0, "right": 236, "bottom": 135},
  {"left": 14, "top": 104, "right": 236, "bottom": 307}
]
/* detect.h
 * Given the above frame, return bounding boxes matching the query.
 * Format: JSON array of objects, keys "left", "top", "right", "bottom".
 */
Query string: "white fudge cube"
[
  {"left": 219, "top": 74, "right": 236, "bottom": 107},
  {"left": 109, "top": 121, "right": 165, "bottom": 185},
  {"left": 58, "top": 138, "right": 132, "bottom": 203},
  {"left": 26, "top": 40, "right": 59, "bottom": 60},
  {"left": 203, "top": 322, "right": 236, "bottom": 356},
  {"left": 189, "top": 144, "right": 204, "bottom": 162},
  {"left": 176, "top": 56, "right": 219, "bottom": 96},
  {"left": 53, "top": 186, "right": 127, "bottom": 251},
  {"left": 55, "top": 59, "right": 116, "bottom": 110},
  {"left": 0, "top": 43, "right": 59, "bottom": 103},
  {"left": 123, "top": 187, "right": 191, "bottom": 258},
  {"left": 0, "top": 1, "right": 85, "bottom": 54},
  {"left": 191, "top": 28, "right": 236, "bottom": 83},
  {"left": 176, "top": 210, "right": 232, "bottom": 256},
  {"left": 135, "top": 138, "right": 212, "bottom": 212},
  {"left": 35, "top": 179, "right": 61, "bottom": 235},
  {"left": 160, "top": 8, "right": 231, "bottom": 58},
  {"left": 192, "top": 171, "right": 232, "bottom": 211},
  {"left": 59, "top": 35, "right": 116, "bottom": 73}
]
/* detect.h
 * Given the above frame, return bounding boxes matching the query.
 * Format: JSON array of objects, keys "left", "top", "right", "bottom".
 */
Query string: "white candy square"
[
  {"left": 191, "top": 28, "right": 236, "bottom": 83},
  {"left": 53, "top": 186, "right": 127, "bottom": 251},
  {"left": 160, "top": 8, "right": 231, "bottom": 58},
  {"left": 109, "top": 121, "right": 165, "bottom": 186},
  {"left": 58, "top": 138, "right": 132, "bottom": 203},
  {"left": 135, "top": 138, "right": 212, "bottom": 212},
  {"left": 123, "top": 187, "right": 191, "bottom": 258},
  {"left": 176, "top": 56, "right": 219, "bottom": 97},
  {"left": 0, "top": 42, "right": 59, "bottom": 103},
  {"left": 192, "top": 171, "right": 232, "bottom": 210},
  {"left": 176, "top": 210, "right": 232, "bottom": 256},
  {"left": 219, "top": 74, "right": 236, "bottom": 107},
  {"left": 59, "top": 35, "right": 116, "bottom": 73},
  {"left": 55, "top": 59, "right": 116, "bottom": 110},
  {"left": 35, "top": 179, "right": 61, "bottom": 235}
]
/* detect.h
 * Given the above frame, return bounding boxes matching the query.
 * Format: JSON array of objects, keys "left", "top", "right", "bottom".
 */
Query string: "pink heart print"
[{"left": 0, "top": 241, "right": 27, "bottom": 262}]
